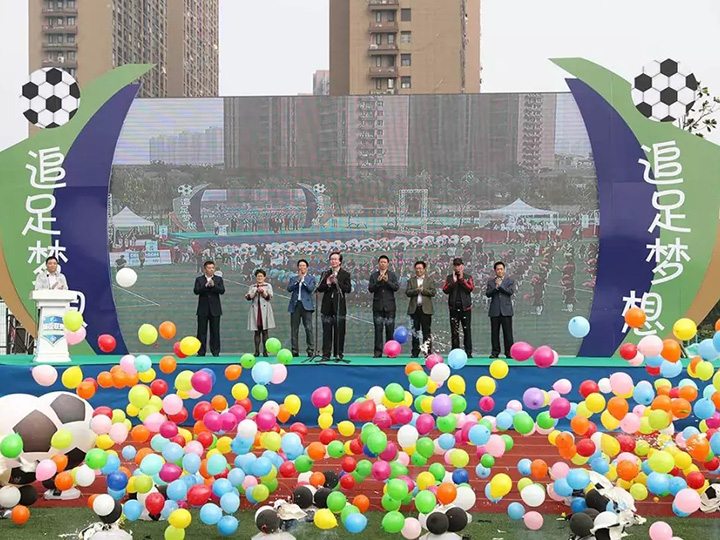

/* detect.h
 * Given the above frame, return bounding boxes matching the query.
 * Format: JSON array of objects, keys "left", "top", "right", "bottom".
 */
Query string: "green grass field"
[
  {"left": 1, "top": 509, "right": 713, "bottom": 539},
  {"left": 114, "top": 243, "right": 594, "bottom": 357}
]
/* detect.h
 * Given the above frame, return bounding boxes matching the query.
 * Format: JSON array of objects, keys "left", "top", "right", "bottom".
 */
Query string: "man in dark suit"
[
  {"left": 485, "top": 260, "right": 515, "bottom": 358},
  {"left": 442, "top": 257, "right": 474, "bottom": 357},
  {"left": 317, "top": 252, "right": 352, "bottom": 361},
  {"left": 287, "top": 258, "right": 316, "bottom": 357},
  {"left": 194, "top": 260, "right": 225, "bottom": 356},
  {"left": 405, "top": 260, "right": 436, "bottom": 358},
  {"left": 368, "top": 255, "right": 399, "bottom": 357}
]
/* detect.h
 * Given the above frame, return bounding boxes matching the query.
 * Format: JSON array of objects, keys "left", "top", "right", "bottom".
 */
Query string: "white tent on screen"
[
  {"left": 111, "top": 206, "right": 157, "bottom": 233},
  {"left": 478, "top": 198, "right": 559, "bottom": 226}
]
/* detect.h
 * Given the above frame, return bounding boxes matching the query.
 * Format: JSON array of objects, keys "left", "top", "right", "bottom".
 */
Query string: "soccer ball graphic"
[
  {"left": 631, "top": 59, "right": 698, "bottom": 122},
  {"left": 178, "top": 184, "right": 193, "bottom": 196},
  {"left": 312, "top": 183, "right": 327, "bottom": 194},
  {"left": 21, "top": 67, "right": 81, "bottom": 128},
  {"left": 39, "top": 391, "right": 96, "bottom": 469}
]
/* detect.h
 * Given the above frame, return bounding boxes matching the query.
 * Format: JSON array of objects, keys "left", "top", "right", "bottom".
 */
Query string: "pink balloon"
[
  {"left": 707, "top": 412, "right": 720, "bottom": 429},
  {"left": 66, "top": 326, "right": 86, "bottom": 346},
  {"left": 609, "top": 372, "right": 634, "bottom": 395},
  {"left": 479, "top": 396, "right": 495, "bottom": 412},
  {"left": 159, "top": 421, "right": 178, "bottom": 439},
  {"left": 547, "top": 390, "right": 560, "bottom": 403},
  {"left": 144, "top": 412, "right": 166, "bottom": 433},
  {"left": 220, "top": 412, "right": 238, "bottom": 432},
  {"left": 242, "top": 475, "right": 258, "bottom": 490},
  {"left": 159, "top": 463, "right": 182, "bottom": 483},
  {"left": 190, "top": 371, "right": 213, "bottom": 394},
  {"left": 649, "top": 521, "right": 673, "bottom": 540},
  {"left": 401, "top": 517, "right": 422, "bottom": 540},
  {"left": 163, "top": 394, "right": 184, "bottom": 416},
  {"left": 379, "top": 442, "right": 398, "bottom": 462},
  {"left": 371, "top": 460, "right": 391, "bottom": 481},
  {"left": 270, "top": 364, "right": 288, "bottom": 384},
  {"left": 90, "top": 415, "right": 112, "bottom": 435},
  {"left": 397, "top": 452, "right": 410, "bottom": 466},
  {"left": 486, "top": 434, "right": 505, "bottom": 457},
  {"left": 533, "top": 346, "right": 554, "bottom": 368},
  {"left": 373, "top": 410, "right": 392, "bottom": 430},
  {"left": 32, "top": 364, "right": 58, "bottom": 387},
  {"left": 203, "top": 411, "right": 222, "bottom": 432},
  {"left": 552, "top": 378, "right": 572, "bottom": 394},
  {"left": 119, "top": 354, "right": 137, "bottom": 375},
  {"left": 228, "top": 405, "right": 248, "bottom": 422},
  {"left": 620, "top": 413, "right": 642, "bottom": 434},
  {"left": 109, "top": 422, "right": 129, "bottom": 444},
  {"left": 424, "top": 353, "right": 443, "bottom": 370},
  {"left": 550, "top": 462, "right": 570, "bottom": 479},
  {"left": 415, "top": 413, "right": 435, "bottom": 435},
  {"left": 674, "top": 488, "right": 701, "bottom": 514},
  {"left": 510, "top": 341, "right": 534, "bottom": 362},
  {"left": 547, "top": 483, "right": 564, "bottom": 501},
  {"left": 628, "top": 352, "right": 645, "bottom": 366},
  {"left": 394, "top": 406, "right": 413, "bottom": 425},
  {"left": 35, "top": 459, "right": 57, "bottom": 482},
  {"left": 185, "top": 441, "right": 204, "bottom": 456},
  {"left": 523, "top": 511, "right": 543, "bottom": 530},
  {"left": 506, "top": 400, "right": 523, "bottom": 412},
  {"left": 255, "top": 411, "right": 276, "bottom": 431},
  {"left": 311, "top": 386, "right": 332, "bottom": 408},
  {"left": 549, "top": 397, "right": 571, "bottom": 419},
  {"left": 383, "top": 340, "right": 401, "bottom": 358},
  {"left": 638, "top": 335, "right": 663, "bottom": 358}
]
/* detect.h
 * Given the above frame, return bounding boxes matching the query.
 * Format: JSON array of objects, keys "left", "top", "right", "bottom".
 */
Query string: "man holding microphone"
[
  {"left": 442, "top": 257, "right": 474, "bottom": 357},
  {"left": 317, "top": 252, "right": 352, "bottom": 361},
  {"left": 287, "top": 259, "right": 316, "bottom": 357}
]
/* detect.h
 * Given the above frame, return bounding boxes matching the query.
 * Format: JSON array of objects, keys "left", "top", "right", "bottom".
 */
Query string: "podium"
[{"left": 31, "top": 290, "right": 78, "bottom": 363}]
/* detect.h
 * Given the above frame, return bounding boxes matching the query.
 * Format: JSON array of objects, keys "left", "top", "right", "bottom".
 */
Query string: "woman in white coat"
[{"left": 246, "top": 269, "right": 276, "bottom": 356}]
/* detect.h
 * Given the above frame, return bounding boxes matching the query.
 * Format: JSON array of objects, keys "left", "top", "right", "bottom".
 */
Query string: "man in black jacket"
[
  {"left": 368, "top": 255, "right": 399, "bottom": 357},
  {"left": 194, "top": 260, "right": 225, "bottom": 356},
  {"left": 317, "top": 252, "right": 352, "bottom": 361},
  {"left": 442, "top": 257, "right": 474, "bottom": 357},
  {"left": 486, "top": 260, "right": 516, "bottom": 358}
]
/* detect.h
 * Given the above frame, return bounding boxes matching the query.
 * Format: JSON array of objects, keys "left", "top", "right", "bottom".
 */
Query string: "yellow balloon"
[
  {"left": 648, "top": 409, "right": 670, "bottom": 431},
  {"left": 426, "top": 380, "right": 438, "bottom": 394},
  {"left": 571, "top": 454, "right": 589, "bottom": 465},
  {"left": 344, "top": 441, "right": 354, "bottom": 455},
  {"left": 139, "top": 368, "right": 156, "bottom": 383},
  {"left": 630, "top": 482, "right": 648, "bottom": 501},
  {"left": 654, "top": 379, "right": 672, "bottom": 391},
  {"left": 447, "top": 375, "right": 466, "bottom": 395},
  {"left": 696, "top": 361, "right": 714, "bottom": 381},
  {"left": 112, "top": 409, "right": 126, "bottom": 424},
  {"left": 164, "top": 525, "right": 185, "bottom": 540},
  {"left": 95, "top": 434, "right": 114, "bottom": 450},
  {"left": 168, "top": 508, "right": 192, "bottom": 529},
  {"left": 319, "top": 404, "right": 334, "bottom": 415},
  {"left": 712, "top": 370, "right": 720, "bottom": 390},
  {"left": 489, "top": 473, "right": 512, "bottom": 498},
  {"left": 517, "top": 477, "right": 533, "bottom": 492},
  {"left": 601, "top": 410, "right": 621, "bottom": 431},
  {"left": 674, "top": 451, "right": 692, "bottom": 470},
  {"left": 335, "top": 387, "right": 353, "bottom": 404},
  {"left": 606, "top": 464, "right": 618, "bottom": 482},
  {"left": 128, "top": 385, "right": 151, "bottom": 409},
  {"left": 338, "top": 421, "right": 355, "bottom": 437},
  {"left": 672, "top": 318, "right": 697, "bottom": 341},
  {"left": 585, "top": 393, "right": 606, "bottom": 414},
  {"left": 489, "top": 359, "right": 509, "bottom": 379},
  {"left": 416, "top": 471, "right": 435, "bottom": 490},
  {"left": 284, "top": 394, "right": 301, "bottom": 415},
  {"left": 420, "top": 397, "right": 433, "bottom": 414},
  {"left": 61, "top": 366, "right": 83, "bottom": 389},
  {"left": 576, "top": 402, "right": 592, "bottom": 418},
  {"left": 313, "top": 508, "right": 338, "bottom": 530},
  {"left": 231, "top": 383, "right": 249, "bottom": 401},
  {"left": 179, "top": 336, "right": 201, "bottom": 356},
  {"left": 138, "top": 324, "right": 159, "bottom": 346},
  {"left": 216, "top": 436, "right": 233, "bottom": 454},
  {"left": 126, "top": 403, "right": 139, "bottom": 417},
  {"left": 600, "top": 434, "right": 620, "bottom": 457},
  {"left": 318, "top": 413, "right": 333, "bottom": 430},
  {"left": 547, "top": 430, "right": 560, "bottom": 446},
  {"left": 174, "top": 371, "right": 193, "bottom": 392},
  {"left": 178, "top": 428, "right": 192, "bottom": 443},
  {"left": 476, "top": 376, "right": 496, "bottom": 396},
  {"left": 402, "top": 391, "right": 413, "bottom": 407}
]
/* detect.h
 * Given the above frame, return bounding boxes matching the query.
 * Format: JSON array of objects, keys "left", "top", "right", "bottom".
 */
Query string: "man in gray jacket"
[
  {"left": 406, "top": 261, "right": 436, "bottom": 358},
  {"left": 485, "top": 261, "right": 515, "bottom": 358},
  {"left": 34, "top": 256, "right": 68, "bottom": 291}
]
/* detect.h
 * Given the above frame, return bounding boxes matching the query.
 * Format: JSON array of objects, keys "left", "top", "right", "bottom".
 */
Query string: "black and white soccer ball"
[
  {"left": 312, "top": 183, "right": 326, "bottom": 194},
  {"left": 0, "top": 394, "right": 62, "bottom": 465},
  {"left": 21, "top": 68, "right": 81, "bottom": 129},
  {"left": 39, "top": 392, "right": 96, "bottom": 469},
  {"left": 177, "top": 184, "right": 193, "bottom": 196},
  {"left": 631, "top": 59, "right": 698, "bottom": 122}
]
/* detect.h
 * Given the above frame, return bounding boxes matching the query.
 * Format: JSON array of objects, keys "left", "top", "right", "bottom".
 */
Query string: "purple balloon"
[
  {"left": 522, "top": 387, "right": 545, "bottom": 410},
  {"left": 431, "top": 394, "right": 453, "bottom": 417}
]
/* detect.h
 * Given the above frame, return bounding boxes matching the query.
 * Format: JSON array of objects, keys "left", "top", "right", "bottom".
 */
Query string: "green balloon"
[
  {"left": 479, "top": 418, "right": 494, "bottom": 431},
  {"left": 351, "top": 471, "right": 364, "bottom": 484},
  {"left": 384, "top": 383, "right": 405, "bottom": 403},
  {"left": 387, "top": 478, "right": 409, "bottom": 500},
  {"left": 536, "top": 411, "right": 556, "bottom": 430},
  {"left": 415, "top": 490, "right": 437, "bottom": 513},
  {"left": 276, "top": 348, "right": 293, "bottom": 365},
  {"left": 513, "top": 412, "right": 534, "bottom": 435},
  {"left": 327, "top": 491, "right": 347, "bottom": 513},
  {"left": 360, "top": 424, "right": 379, "bottom": 444},
  {"left": 264, "top": 478, "right": 279, "bottom": 493},
  {"left": 416, "top": 437, "right": 434, "bottom": 458},
  {"left": 480, "top": 453, "right": 495, "bottom": 468},
  {"left": 85, "top": 448, "right": 108, "bottom": 470},
  {"left": 265, "top": 337, "right": 282, "bottom": 355},
  {"left": 389, "top": 461, "right": 408, "bottom": 479},
  {"left": 381, "top": 511, "right": 405, "bottom": 533},
  {"left": 0, "top": 434, "right": 22, "bottom": 459},
  {"left": 295, "top": 456, "right": 313, "bottom": 473},
  {"left": 429, "top": 463, "right": 446, "bottom": 481},
  {"left": 408, "top": 371, "right": 428, "bottom": 388},
  {"left": 411, "top": 452, "right": 427, "bottom": 467},
  {"left": 502, "top": 434, "right": 515, "bottom": 451},
  {"left": 253, "top": 484, "right": 270, "bottom": 502},
  {"left": 356, "top": 460, "right": 372, "bottom": 478},
  {"left": 437, "top": 414, "right": 458, "bottom": 433},
  {"left": 340, "top": 504, "right": 360, "bottom": 524},
  {"left": 327, "top": 440, "right": 345, "bottom": 459},
  {"left": 240, "top": 353, "right": 256, "bottom": 369},
  {"left": 134, "top": 475, "right": 153, "bottom": 494},
  {"left": 367, "top": 432, "right": 388, "bottom": 454},
  {"left": 450, "top": 394, "right": 467, "bottom": 414},
  {"left": 381, "top": 493, "right": 402, "bottom": 511},
  {"left": 414, "top": 394, "right": 427, "bottom": 413},
  {"left": 402, "top": 491, "right": 414, "bottom": 506},
  {"left": 251, "top": 384, "right": 269, "bottom": 401}
]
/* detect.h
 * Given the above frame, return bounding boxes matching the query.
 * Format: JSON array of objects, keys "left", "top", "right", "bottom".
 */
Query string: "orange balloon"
[
  {"left": 689, "top": 356, "right": 702, "bottom": 376},
  {"left": 131, "top": 425, "right": 150, "bottom": 443},
  {"left": 616, "top": 460, "right": 639, "bottom": 481},
  {"left": 134, "top": 447, "right": 153, "bottom": 465},
  {"left": 54, "top": 471, "right": 74, "bottom": 491},
  {"left": 97, "top": 371, "right": 113, "bottom": 389},
  {"left": 110, "top": 365, "right": 122, "bottom": 374},
  {"left": 193, "top": 421, "right": 207, "bottom": 435},
  {"left": 199, "top": 459, "right": 211, "bottom": 479},
  {"left": 87, "top": 494, "right": 98, "bottom": 509},
  {"left": 651, "top": 395, "right": 672, "bottom": 412},
  {"left": 679, "top": 385, "right": 698, "bottom": 402},
  {"left": 51, "top": 454, "right": 68, "bottom": 473},
  {"left": 558, "top": 443, "right": 577, "bottom": 460},
  {"left": 353, "top": 494, "right": 370, "bottom": 513},
  {"left": 126, "top": 372, "right": 140, "bottom": 387},
  {"left": 607, "top": 397, "right": 629, "bottom": 420},
  {"left": 712, "top": 391, "right": 720, "bottom": 411},
  {"left": 436, "top": 483, "right": 457, "bottom": 505},
  {"left": 310, "top": 471, "right": 326, "bottom": 487},
  {"left": 657, "top": 385, "right": 671, "bottom": 397},
  {"left": 670, "top": 398, "right": 692, "bottom": 419},
  {"left": 570, "top": 416, "right": 590, "bottom": 436},
  {"left": 159, "top": 356, "right": 177, "bottom": 374},
  {"left": 715, "top": 319, "right": 720, "bottom": 332},
  {"left": 404, "top": 362, "right": 423, "bottom": 376},
  {"left": 624, "top": 307, "right": 646, "bottom": 329},
  {"left": 158, "top": 321, "right": 177, "bottom": 340},
  {"left": 11, "top": 505, "right": 29, "bottom": 525},
  {"left": 277, "top": 405, "right": 291, "bottom": 424},
  {"left": 211, "top": 395, "right": 228, "bottom": 412},
  {"left": 118, "top": 466, "right": 132, "bottom": 478},
  {"left": 77, "top": 381, "right": 96, "bottom": 400},
  {"left": 530, "top": 459, "right": 548, "bottom": 479},
  {"left": 688, "top": 435, "right": 710, "bottom": 462},
  {"left": 112, "top": 371, "right": 128, "bottom": 389},
  {"left": 307, "top": 442, "right": 326, "bottom": 461},
  {"left": 556, "top": 431, "right": 575, "bottom": 448},
  {"left": 224, "top": 365, "right": 242, "bottom": 381},
  {"left": 661, "top": 339, "right": 681, "bottom": 363}
]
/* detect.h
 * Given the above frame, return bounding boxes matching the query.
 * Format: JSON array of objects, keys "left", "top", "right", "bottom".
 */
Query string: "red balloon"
[
  {"left": 357, "top": 400, "right": 377, "bottom": 422},
  {"left": 169, "top": 408, "right": 189, "bottom": 425},
  {"left": 214, "top": 468, "right": 229, "bottom": 480},
  {"left": 576, "top": 439, "right": 596, "bottom": 457},
  {"left": 579, "top": 380, "right": 599, "bottom": 398},
  {"left": 347, "top": 402, "right": 360, "bottom": 421},
  {"left": 97, "top": 334, "right": 117, "bottom": 353},
  {"left": 705, "top": 457, "right": 720, "bottom": 471},
  {"left": 93, "top": 406, "right": 113, "bottom": 418},
  {"left": 151, "top": 379, "right": 168, "bottom": 396},
  {"left": 669, "top": 387, "right": 680, "bottom": 399},
  {"left": 290, "top": 423, "right": 308, "bottom": 439},
  {"left": 687, "top": 471, "right": 705, "bottom": 489},
  {"left": 187, "top": 484, "right": 211, "bottom": 507},
  {"left": 319, "top": 429, "right": 337, "bottom": 445},
  {"left": 236, "top": 399, "right": 253, "bottom": 413},
  {"left": 340, "top": 474, "right": 355, "bottom": 490},
  {"left": 193, "top": 402, "right": 213, "bottom": 422},
  {"left": 341, "top": 457, "right": 357, "bottom": 473},
  {"left": 173, "top": 342, "right": 187, "bottom": 359},
  {"left": 170, "top": 435, "right": 186, "bottom": 447},
  {"left": 279, "top": 461, "right": 296, "bottom": 478},
  {"left": 196, "top": 432, "right": 213, "bottom": 449},
  {"left": 349, "top": 439, "right": 363, "bottom": 455},
  {"left": 584, "top": 421, "right": 598, "bottom": 440},
  {"left": 646, "top": 365, "right": 661, "bottom": 376},
  {"left": 617, "top": 434, "right": 636, "bottom": 453},
  {"left": 619, "top": 343, "right": 638, "bottom": 361},
  {"left": 145, "top": 492, "right": 165, "bottom": 515}
]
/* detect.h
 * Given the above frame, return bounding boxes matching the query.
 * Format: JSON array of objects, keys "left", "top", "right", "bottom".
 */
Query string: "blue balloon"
[
  {"left": 280, "top": 433, "right": 302, "bottom": 453},
  {"left": 682, "top": 427, "right": 700, "bottom": 440},
  {"left": 121, "top": 445, "right": 137, "bottom": 460},
  {"left": 447, "top": 349, "right": 468, "bottom": 370},
  {"left": 252, "top": 457, "right": 272, "bottom": 477},
  {"left": 468, "top": 424, "right": 491, "bottom": 445},
  {"left": 201, "top": 367, "right": 217, "bottom": 386},
  {"left": 711, "top": 432, "right": 720, "bottom": 455},
  {"left": 251, "top": 361, "right": 273, "bottom": 385},
  {"left": 101, "top": 454, "right": 121, "bottom": 475},
  {"left": 713, "top": 330, "right": 720, "bottom": 353},
  {"left": 568, "top": 316, "right": 590, "bottom": 338},
  {"left": 393, "top": 326, "right": 409, "bottom": 345},
  {"left": 409, "top": 384, "right": 427, "bottom": 396},
  {"left": 645, "top": 355, "right": 664, "bottom": 368},
  {"left": 213, "top": 478, "right": 233, "bottom": 498},
  {"left": 571, "top": 497, "right": 588, "bottom": 513},
  {"left": 217, "top": 516, "right": 239, "bottom": 536},
  {"left": 452, "top": 469, "right": 469, "bottom": 484},
  {"left": 151, "top": 434, "right": 169, "bottom": 453},
  {"left": 220, "top": 492, "right": 240, "bottom": 514},
  {"left": 345, "top": 512, "right": 368, "bottom": 533},
  {"left": 475, "top": 464, "right": 491, "bottom": 478},
  {"left": 207, "top": 454, "right": 228, "bottom": 476},
  {"left": 123, "top": 499, "right": 143, "bottom": 521},
  {"left": 632, "top": 381, "right": 655, "bottom": 405},
  {"left": 517, "top": 459, "right": 532, "bottom": 476},
  {"left": 566, "top": 469, "right": 590, "bottom": 490},
  {"left": 108, "top": 488, "right": 126, "bottom": 500},
  {"left": 182, "top": 453, "right": 201, "bottom": 474},
  {"left": 161, "top": 500, "right": 178, "bottom": 519},
  {"left": 507, "top": 502, "right": 525, "bottom": 520},
  {"left": 672, "top": 502, "right": 691, "bottom": 517},
  {"left": 227, "top": 468, "right": 246, "bottom": 488},
  {"left": 235, "top": 454, "right": 257, "bottom": 473},
  {"left": 660, "top": 360, "right": 683, "bottom": 378},
  {"left": 140, "top": 454, "right": 163, "bottom": 476},
  {"left": 590, "top": 458, "right": 610, "bottom": 475},
  {"left": 669, "top": 476, "right": 687, "bottom": 496},
  {"left": 554, "top": 478, "right": 573, "bottom": 497},
  {"left": 162, "top": 442, "right": 184, "bottom": 463},
  {"left": 438, "top": 433, "right": 455, "bottom": 450},
  {"left": 495, "top": 412, "right": 513, "bottom": 431},
  {"left": 484, "top": 483, "right": 502, "bottom": 503},
  {"left": 106, "top": 471, "right": 129, "bottom": 491},
  {"left": 166, "top": 480, "right": 188, "bottom": 501},
  {"left": 694, "top": 398, "right": 715, "bottom": 420},
  {"left": 647, "top": 472, "right": 670, "bottom": 495},
  {"left": 200, "top": 503, "right": 223, "bottom": 525},
  {"left": 134, "top": 354, "right": 152, "bottom": 372},
  {"left": 698, "top": 339, "right": 717, "bottom": 360}
]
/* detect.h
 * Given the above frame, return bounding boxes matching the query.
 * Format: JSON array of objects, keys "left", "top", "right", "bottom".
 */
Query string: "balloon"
[
  {"left": 649, "top": 521, "right": 674, "bottom": 540},
  {"left": 265, "top": 337, "right": 282, "bottom": 355},
  {"left": 523, "top": 511, "right": 543, "bottom": 530},
  {"left": 393, "top": 326, "right": 409, "bottom": 344},
  {"left": 61, "top": 366, "right": 83, "bottom": 389},
  {"left": 520, "top": 484, "right": 545, "bottom": 507},
  {"left": 510, "top": 341, "right": 534, "bottom": 361},
  {"left": 345, "top": 513, "right": 368, "bottom": 534},
  {"left": 568, "top": 316, "right": 590, "bottom": 338},
  {"left": 383, "top": 340, "right": 402, "bottom": 358},
  {"left": 673, "top": 318, "right": 697, "bottom": 341},
  {"left": 179, "top": 336, "right": 201, "bottom": 356},
  {"left": 489, "top": 359, "right": 509, "bottom": 379},
  {"left": 138, "top": 324, "right": 158, "bottom": 345},
  {"left": 312, "top": 387, "right": 333, "bottom": 408},
  {"left": 314, "top": 508, "right": 338, "bottom": 530},
  {"left": 65, "top": 326, "right": 86, "bottom": 345},
  {"left": 116, "top": 267, "right": 138, "bottom": 287},
  {"left": 624, "top": 307, "right": 646, "bottom": 329},
  {"left": 401, "top": 517, "right": 421, "bottom": 539},
  {"left": 638, "top": 335, "right": 663, "bottom": 357},
  {"left": 32, "top": 364, "right": 58, "bottom": 386},
  {"left": 448, "top": 349, "right": 468, "bottom": 369},
  {"left": 159, "top": 321, "right": 177, "bottom": 340},
  {"left": 62, "top": 310, "right": 83, "bottom": 332},
  {"left": 98, "top": 334, "right": 117, "bottom": 353},
  {"left": 674, "top": 488, "right": 701, "bottom": 514}
]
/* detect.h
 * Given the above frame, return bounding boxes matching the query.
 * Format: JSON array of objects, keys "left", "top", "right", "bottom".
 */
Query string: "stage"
[{"left": 1, "top": 354, "right": 654, "bottom": 428}]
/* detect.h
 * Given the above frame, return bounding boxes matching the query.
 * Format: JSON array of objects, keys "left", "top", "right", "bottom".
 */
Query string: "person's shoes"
[
  {"left": 262, "top": 352, "right": 269, "bottom": 357},
  {"left": 320, "top": 357, "right": 330, "bottom": 362},
  {"left": 337, "top": 354, "right": 344, "bottom": 360},
  {"left": 410, "top": 353, "right": 419, "bottom": 358},
  {"left": 373, "top": 353, "right": 382, "bottom": 358},
  {"left": 467, "top": 353, "right": 473, "bottom": 358},
  {"left": 254, "top": 351, "right": 260, "bottom": 357},
  {"left": 212, "top": 353, "right": 219, "bottom": 357},
  {"left": 292, "top": 352, "right": 300, "bottom": 357},
  {"left": 489, "top": 354, "right": 499, "bottom": 359}
]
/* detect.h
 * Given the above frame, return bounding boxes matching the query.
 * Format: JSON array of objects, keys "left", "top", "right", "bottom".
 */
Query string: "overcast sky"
[{"left": 2, "top": 0, "right": 720, "bottom": 150}]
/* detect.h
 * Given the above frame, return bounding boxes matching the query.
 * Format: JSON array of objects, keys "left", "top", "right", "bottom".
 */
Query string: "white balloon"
[
  {"left": 75, "top": 464, "right": 96, "bottom": 487},
  {"left": 367, "top": 386, "right": 384, "bottom": 404},
  {"left": 430, "top": 363, "right": 450, "bottom": 383},
  {"left": 454, "top": 485, "right": 476, "bottom": 511},
  {"left": 237, "top": 419, "right": 257, "bottom": 439},
  {"left": 397, "top": 425, "right": 419, "bottom": 448},
  {"left": 520, "top": 483, "right": 546, "bottom": 507},
  {"left": 598, "top": 378, "right": 612, "bottom": 394},
  {"left": 0, "top": 486, "right": 20, "bottom": 508},
  {"left": 116, "top": 267, "right": 138, "bottom": 288},
  {"left": 93, "top": 493, "right": 115, "bottom": 516}
]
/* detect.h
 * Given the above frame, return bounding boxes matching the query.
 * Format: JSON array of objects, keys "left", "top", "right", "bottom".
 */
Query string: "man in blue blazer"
[
  {"left": 485, "top": 260, "right": 516, "bottom": 358},
  {"left": 287, "top": 258, "right": 316, "bottom": 357}
]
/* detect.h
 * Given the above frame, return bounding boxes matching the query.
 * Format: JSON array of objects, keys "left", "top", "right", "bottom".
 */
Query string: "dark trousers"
[
  {"left": 373, "top": 309, "right": 396, "bottom": 355},
  {"left": 450, "top": 308, "right": 472, "bottom": 354},
  {"left": 490, "top": 315, "right": 514, "bottom": 356},
  {"left": 411, "top": 306, "right": 432, "bottom": 356},
  {"left": 197, "top": 314, "right": 221, "bottom": 356},
  {"left": 322, "top": 312, "right": 346, "bottom": 358},
  {"left": 290, "top": 304, "right": 315, "bottom": 355}
]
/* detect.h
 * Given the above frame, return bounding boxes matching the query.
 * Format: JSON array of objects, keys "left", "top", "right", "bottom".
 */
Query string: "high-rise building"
[
  {"left": 149, "top": 127, "right": 223, "bottom": 165},
  {"left": 330, "top": 0, "right": 481, "bottom": 96},
  {"left": 313, "top": 70, "right": 330, "bottom": 96},
  {"left": 29, "top": 0, "right": 219, "bottom": 98}
]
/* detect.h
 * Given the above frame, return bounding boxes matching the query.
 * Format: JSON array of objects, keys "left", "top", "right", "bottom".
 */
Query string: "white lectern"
[{"left": 31, "top": 290, "right": 78, "bottom": 363}]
